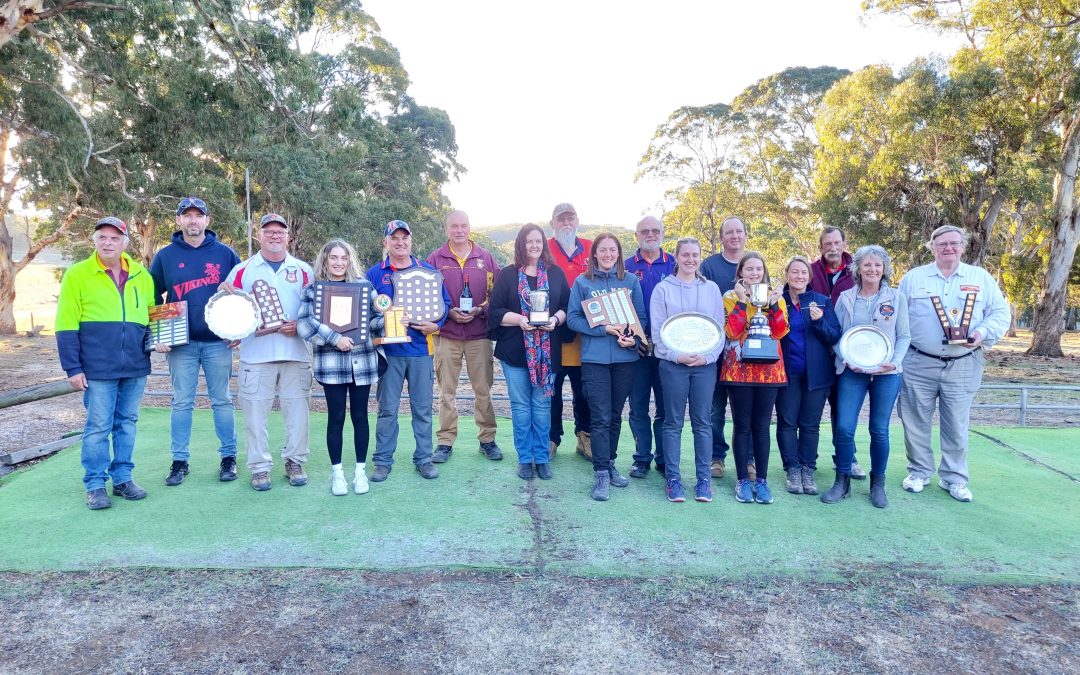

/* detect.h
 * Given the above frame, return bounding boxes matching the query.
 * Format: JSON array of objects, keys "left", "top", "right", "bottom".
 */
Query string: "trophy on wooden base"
[
  {"left": 252, "top": 279, "right": 287, "bottom": 336},
  {"left": 739, "top": 283, "right": 780, "bottom": 363},
  {"left": 527, "top": 288, "right": 550, "bottom": 326},
  {"left": 933, "top": 294, "right": 977, "bottom": 345},
  {"left": 373, "top": 293, "right": 409, "bottom": 345}
]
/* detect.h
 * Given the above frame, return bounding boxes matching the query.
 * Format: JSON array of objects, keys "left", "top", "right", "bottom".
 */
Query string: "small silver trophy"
[{"left": 528, "top": 288, "right": 550, "bottom": 326}]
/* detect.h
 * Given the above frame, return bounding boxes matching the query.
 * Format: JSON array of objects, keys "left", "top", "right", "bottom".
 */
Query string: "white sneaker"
[
  {"left": 331, "top": 467, "right": 348, "bottom": 496},
  {"left": 902, "top": 473, "right": 929, "bottom": 493},
  {"left": 939, "top": 478, "right": 973, "bottom": 502},
  {"left": 353, "top": 467, "right": 370, "bottom": 495}
]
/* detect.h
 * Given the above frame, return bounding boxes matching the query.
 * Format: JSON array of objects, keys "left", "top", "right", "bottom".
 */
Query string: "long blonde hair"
[{"left": 313, "top": 239, "right": 362, "bottom": 281}]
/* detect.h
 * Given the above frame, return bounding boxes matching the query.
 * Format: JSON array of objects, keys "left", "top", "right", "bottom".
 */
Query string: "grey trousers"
[
  {"left": 897, "top": 348, "right": 985, "bottom": 484},
  {"left": 238, "top": 360, "right": 312, "bottom": 473}
]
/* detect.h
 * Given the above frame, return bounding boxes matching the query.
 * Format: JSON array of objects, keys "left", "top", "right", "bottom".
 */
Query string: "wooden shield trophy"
[
  {"left": 313, "top": 281, "right": 371, "bottom": 343},
  {"left": 252, "top": 279, "right": 287, "bottom": 336},
  {"left": 580, "top": 287, "right": 648, "bottom": 346}
]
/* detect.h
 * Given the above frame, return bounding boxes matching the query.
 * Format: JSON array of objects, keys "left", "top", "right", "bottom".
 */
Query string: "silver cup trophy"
[
  {"left": 528, "top": 288, "right": 550, "bottom": 326},
  {"left": 740, "top": 282, "right": 780, "bottom": 363}
]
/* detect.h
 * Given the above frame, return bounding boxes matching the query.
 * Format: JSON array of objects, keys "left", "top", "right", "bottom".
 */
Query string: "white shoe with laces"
[
  {"left": 353, "top": 467, "right": 370, "bottom": 495},
  {"left": 902, "top": 473, "right": 930, "bottom": 493},
  {"left": 331, "top": 467, "right": 348, "bottom": 496},
  {"left": 939, "top": 478, "right": 973, "bottom": 502}
]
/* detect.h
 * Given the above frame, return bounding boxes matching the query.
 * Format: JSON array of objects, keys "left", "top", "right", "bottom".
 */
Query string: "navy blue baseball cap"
[
  {"left": 176, "top": 196, "right": 209, "bottom": 216},
  {"left": 384, "top": 220, "right": 411, "bottom": 236}
]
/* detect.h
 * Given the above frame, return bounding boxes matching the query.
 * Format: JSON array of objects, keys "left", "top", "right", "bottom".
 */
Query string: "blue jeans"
[
  {"left": 629, "top": 354, "right": 665, "bottom": 466},
  {"left": 502, "top": 363, "right": 551, "bottom": 465},
  {"left": 834, "top": 370, "right": 901, "bottom": 476},
  {"left": 81, "top": 376, "right": 147, "bottom": 490},
  {"left": 166, "top": 340, "right": 236, "bottom": 461},
  {"left": 660, "top": 360, "right": 716, "bottom": 483},
  {"left": 775, "top": 370, "right": 829, "bottom": 471},
  {"left": 375, "top": 355, "right": 434, "bottom": 467}
]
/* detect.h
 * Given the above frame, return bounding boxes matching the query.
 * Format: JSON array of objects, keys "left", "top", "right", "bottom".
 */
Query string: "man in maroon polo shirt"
[{"left": 426, "top": 210, "right": 502, "bottom": 463}]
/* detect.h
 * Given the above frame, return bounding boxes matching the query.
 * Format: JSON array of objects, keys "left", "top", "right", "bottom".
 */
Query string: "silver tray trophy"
[
  {"left": 204, "top": 289, "right": 262, "bottom": 341},
  {"left": 838, "top": 325, "right": 894, "bottom": 372},
  {"left": 658, "top": 312, "right": 725, "bottom": 356},
  {"left": 739, "top": 283, "right": 780, "bottom": 363}
]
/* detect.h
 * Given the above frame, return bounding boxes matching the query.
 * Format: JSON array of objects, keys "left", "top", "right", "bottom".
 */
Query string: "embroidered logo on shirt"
[
  {"left": 879, "top": 304, "right": 895, "bottom": 318},
  {"left": 285, "top": 268, "right": 298, "bottom": 283},
  {"left": 960, "top": 285, "right": 981, "bottom": 293}
]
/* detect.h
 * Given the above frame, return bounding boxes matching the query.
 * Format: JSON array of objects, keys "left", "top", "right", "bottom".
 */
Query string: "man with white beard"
[
  {"left": 547, "top": 203, "right": 593, "bottom": 460},
  {"left": 625, "top": 216, "right": 675, "bottom": 478}
]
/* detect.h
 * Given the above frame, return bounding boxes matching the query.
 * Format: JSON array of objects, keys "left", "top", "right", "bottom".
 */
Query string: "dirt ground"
[
  {"left": 3, "top": 301, "right": 1080, "bottom": 671},
  {"left": 0, "top": 569, "right": 1076, "bottom": 673}
]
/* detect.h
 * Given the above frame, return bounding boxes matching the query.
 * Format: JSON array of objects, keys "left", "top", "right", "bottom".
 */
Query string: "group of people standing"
[{"left": 55, "top": 198, "right": 1008, "bottom": 512}]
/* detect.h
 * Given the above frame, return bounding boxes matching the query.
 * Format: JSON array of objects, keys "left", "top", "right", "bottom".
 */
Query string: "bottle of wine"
[{"left": 459, "top": 276, "right": 473, "bottom": 312}]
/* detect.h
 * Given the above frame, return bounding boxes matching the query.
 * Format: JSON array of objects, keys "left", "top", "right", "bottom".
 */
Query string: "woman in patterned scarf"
[{"left": 488, "top": 224, "right": 570, "bottom": 480}]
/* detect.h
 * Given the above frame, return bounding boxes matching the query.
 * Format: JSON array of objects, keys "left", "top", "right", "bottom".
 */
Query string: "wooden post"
[{"left": 0, "top": 380, "right": 77, "bottom": 410}]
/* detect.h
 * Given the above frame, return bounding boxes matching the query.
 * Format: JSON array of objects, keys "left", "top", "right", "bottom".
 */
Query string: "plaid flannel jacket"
[{"left": 297, "top": 282, "right": 384, "bottom": 386}]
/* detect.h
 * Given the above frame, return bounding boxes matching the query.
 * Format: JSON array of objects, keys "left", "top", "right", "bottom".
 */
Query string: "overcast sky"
[{"left": 362, "top": 0, "right": 962, "bottom": 227}]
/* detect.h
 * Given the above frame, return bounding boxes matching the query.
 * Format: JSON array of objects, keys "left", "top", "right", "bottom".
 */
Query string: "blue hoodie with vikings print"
[{"left": 566, "top": 269, "right": 646, "bottom": 365}]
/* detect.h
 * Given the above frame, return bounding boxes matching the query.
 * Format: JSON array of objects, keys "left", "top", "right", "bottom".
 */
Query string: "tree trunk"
[
  {"left": 0, "top": 0, "right": 44, "bottom": 49},
  {"left": 1006, "top": 302, "right": 1018, "bottom": 338},
  {"left": 1028, "top": 108, "right": 1080, "bottom": 357},
  {"left": 0, "top": 227, "right": 15, "bottom": 334}
]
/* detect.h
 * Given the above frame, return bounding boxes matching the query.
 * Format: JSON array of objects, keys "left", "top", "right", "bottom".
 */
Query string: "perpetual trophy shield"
[
  {"left": 251, "top": 279, "right": 287, "bottom": 336},
  {"left": 580, "top": 287, "right": 648, "bottom": 345},
  {"left": 313, "top": 281, "right": 372, "bottom": 343},
  {"left": 392, "top": 268, "right": 447, "bottom": 324}
]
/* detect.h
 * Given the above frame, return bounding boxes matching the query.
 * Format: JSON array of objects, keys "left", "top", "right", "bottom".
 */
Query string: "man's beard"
[
  {"left": 554, "top": 229, "right": 577, "bottom": 252},
  {"left": 825, "top": 252, "right": 842, "bottom": 267},
  {"left": 639, "top": 241, "right": 660, "bottom": 254}
]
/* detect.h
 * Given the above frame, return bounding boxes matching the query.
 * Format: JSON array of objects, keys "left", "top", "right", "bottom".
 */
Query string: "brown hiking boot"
[
  {"left": 575, "top": 431, "right": 592, "bottom": 461},
  {"left": 710, "top": 460, "right": 725, "bottom": 478},
  {"left": 251, "top": 471, "right": 271, "bottom": 491},
  {"left": 284, "top": 459, "right": 307, "bottom": 487}
]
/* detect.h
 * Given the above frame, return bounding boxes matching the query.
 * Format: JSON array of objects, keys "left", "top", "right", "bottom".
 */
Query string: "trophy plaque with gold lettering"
[
  {"left": 252, "top": 279, "right": 287, "bottom": 336},
  {"left": 580, "top": 287, "right": 648, "bottom": 346},
  {"left": 373, "top": 293, "right": 409, "bottom": 345},
  {"left": 932, "top": 294, "right": 976, "bottom": 345},
  {"left": 313, "top": 281, "right": 371, "bottom": 343}
]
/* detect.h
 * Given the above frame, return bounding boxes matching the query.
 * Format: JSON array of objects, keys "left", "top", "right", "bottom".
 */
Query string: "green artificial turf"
[{"left": 0, "top": 409, "right": 1076, "bottom": 582}]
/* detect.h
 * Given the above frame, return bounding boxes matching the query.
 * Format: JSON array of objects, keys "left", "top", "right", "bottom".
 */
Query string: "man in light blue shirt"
[{"left": 897, "top": 225, "right": 1010, "bottom": 502}]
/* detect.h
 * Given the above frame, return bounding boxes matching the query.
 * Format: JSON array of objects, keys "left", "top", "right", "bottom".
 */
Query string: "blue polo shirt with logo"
[
  {"left": 366, "top": 255, "right": 451, "bottom": 358},
  {"left": 625, "top": 249, "right": 676, "bottom": 320}
]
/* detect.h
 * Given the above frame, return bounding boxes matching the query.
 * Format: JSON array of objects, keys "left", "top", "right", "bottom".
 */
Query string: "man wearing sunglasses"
[
  {"left": 150, "top": 197, "right": 242, "bottom": 487},
  {"left": 897, "top": 224, "right": 1009, "bottom": 503},
  {"left": 223, "top": 213, "right": 314, "bottom": 491}
]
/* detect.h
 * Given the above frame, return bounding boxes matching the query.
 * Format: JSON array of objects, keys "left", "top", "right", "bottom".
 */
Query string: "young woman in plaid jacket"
[{"left": 298, "top": 239, "right": 384, "bottom": 496}]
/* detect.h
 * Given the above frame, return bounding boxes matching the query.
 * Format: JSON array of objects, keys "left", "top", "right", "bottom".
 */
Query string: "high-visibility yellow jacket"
[{"left": 55, "top": 251, "right": 155, "bottom": 379}]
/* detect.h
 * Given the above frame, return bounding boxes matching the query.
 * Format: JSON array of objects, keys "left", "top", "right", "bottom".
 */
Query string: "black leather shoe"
[
  {"left": 517, "top": 463, "right": 535, "bottom": 480},
  {"left": 416, "top": 463, "right": 439, "bottom": 479},
  {"left": 479, "top": 442, "right": 503, "bottom": 461},
  {"left": 112, "top": 481, "right": 147, "bottom": 500},
  {"left": 370, "top": 465, "right": 391, "bottom": 482},
  {"left": 219, "top": 456, "right": 237, "bottom": 482},
  {"left": 432, "top": 445, "right": 453, "bottom": 463},
  {"left": 536, "top": 463, "right": 552, "bottom": 480},
  {"left": 165, "top": 460, "right": 189, "bottom": 486},
  {"left": 629, "top": 461, "right": 649, "bottom": 478},
  {"left": 86, "top": 488, "right": 111, "bottom": 510}
]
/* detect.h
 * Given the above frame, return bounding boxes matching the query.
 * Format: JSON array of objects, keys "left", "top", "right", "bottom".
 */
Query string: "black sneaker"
[
  {"left": 432, "top": 445, "right": 453, "bottom": 463},
  {"left": 629, "top": 461, "right": 650, "bottom": 478},
  {"left": 165, "top": 460, "right": 189, "bottom": 486},
  {"left": 219, "top": 456, "right": 237, "bottom": 482},
  {"left": 479, "top": 442, "right": 503, "bottom": 461},
  {"left": 608, "top": 464, "right": 630, "bottom": 488}
]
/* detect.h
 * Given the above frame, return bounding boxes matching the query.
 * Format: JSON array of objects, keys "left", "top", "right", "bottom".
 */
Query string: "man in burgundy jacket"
[
  {"left": 809, "top": 225, "right": 866, "bottom": 479},
  {"left": 426, "top": 210, "right": 503, "bottom": 463}
]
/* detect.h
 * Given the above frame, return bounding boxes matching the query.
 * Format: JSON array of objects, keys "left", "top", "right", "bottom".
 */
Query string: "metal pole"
[{"left": 245, "top": 167, "right": 252, "bottom": 258}]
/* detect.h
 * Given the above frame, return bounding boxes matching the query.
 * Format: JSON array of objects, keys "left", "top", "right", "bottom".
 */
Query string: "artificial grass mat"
[{"left": 0, "top": 408, "right": 1076, "bottom": 582}]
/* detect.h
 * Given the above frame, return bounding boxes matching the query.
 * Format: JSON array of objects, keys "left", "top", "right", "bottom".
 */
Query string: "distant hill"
[{"left": 476, "top": 223, "right": 631, "bottom": 244}]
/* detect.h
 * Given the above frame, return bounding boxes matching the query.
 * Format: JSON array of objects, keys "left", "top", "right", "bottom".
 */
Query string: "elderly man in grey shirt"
[{"left": 897, "top": 225, "right": 1010, "bottom": 503}]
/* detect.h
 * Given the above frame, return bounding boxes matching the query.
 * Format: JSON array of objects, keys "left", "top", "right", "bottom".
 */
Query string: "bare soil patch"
[{"left": 0, "top": 570, "right": 1075, "bottom": 674}]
